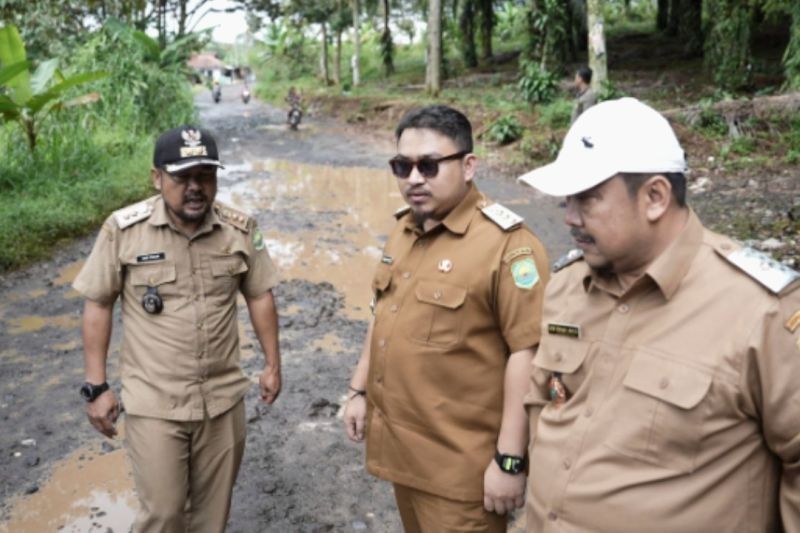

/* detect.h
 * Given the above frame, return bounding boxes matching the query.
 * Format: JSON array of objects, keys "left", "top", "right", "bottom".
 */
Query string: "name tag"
[
  {"left": 137, "top": 252, "right": 166, "bottom": 263},
  {"left": 548, "top": 322, "right": 581, "bottom": 338}
]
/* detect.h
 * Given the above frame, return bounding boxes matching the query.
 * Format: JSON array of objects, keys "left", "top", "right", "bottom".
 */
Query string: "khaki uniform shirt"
[
  {"left": 74, "top": 195, "right": 279, "bottom": 421},
  {"left": 366, "top": 184, "right": 550, "bottom": 502},
  {"left": 525, "top": 211, "right": 800, "bottom": 532}
]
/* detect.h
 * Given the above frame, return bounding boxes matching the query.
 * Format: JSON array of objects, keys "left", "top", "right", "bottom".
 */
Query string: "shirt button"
[
  {"left": 617, "top": 303, "right": 630, "bottom": 313},
  {"left": 188, "top": 241, "right": 193, "bottom": 247},
  {"left": 433, "top": 291, "right": 442, "bottom": 300},
  {"left": 402, "top": 272, "right": 411, "bottom": 279},
  {"left": 563, "top": 459, "right": 572, "bottom": 470},
  {"left": 376, "top": 376, "right": 383, "bottom": 384},
  {"left": 547, "top": 511, "right": 558, "bottom": 521},
  {"left": 192, "top": 267, "right": 199, "bottom": 274},
  {"left": 378, "top": 339, "right": 386, "bottom": 348},
  {"left": 194, "top": 294, "right": 200, "bottom": 301},
  {"left": 390, "top": 304, "right": 399, "bottom": 313},
  {"left": 197, "top": 322, "right": 203, "bottom": 330},
  {"left": 554, "top": 353, "right": 564, "bottom": 362},
  {"left": 659, "top": 377, "right": 670, "bottom": 389}
]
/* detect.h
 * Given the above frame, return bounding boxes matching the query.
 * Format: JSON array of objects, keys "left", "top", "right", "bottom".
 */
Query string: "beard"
[{"left": 169, "top": 192, "right": 210, "bottom": 223}]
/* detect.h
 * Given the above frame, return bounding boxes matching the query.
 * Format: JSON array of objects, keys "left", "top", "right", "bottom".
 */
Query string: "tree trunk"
[
  {"left": 667, "top": 0, "right": 681, "bottom": 36},
  {"left": 705, "top": 0, "right": 752, "bottom": 90},
  {"left": 678, "top": 0, "right": 703, "bottom": 58},
  {"left": 478, "top": 0, "right": 493, "bottom": 60},
  {"left": 334, "top": 30, "right": 342, "bottom": 85},
  {"left": 321, "top": 22, "right": 330, "bottom": 84},
  {"left": 178, "top": 0, "right": 187, "bottom": 37},
  {"left": 784, "top": 2, "right": 800, "bottom": 88},
  {"left": 460, "top": 0, "right": 477, "bottom": 68},
  {"left": 381, "top": 0, "right": 394, "bottom": 76},
  {"left": 587, "top": 0, "right": 607, "bottom": 91},
  {"left": 541, "top": 1, "right": 568, "bottom": 75},
  {"left": 657, "top": 0, "right": 668, "bottom": 30},
  {"left": 352, "top": 0, "right": 361, "bottom": 87},
  {"left": 426, "top": 0, "right": 442, "bottom": 96}
]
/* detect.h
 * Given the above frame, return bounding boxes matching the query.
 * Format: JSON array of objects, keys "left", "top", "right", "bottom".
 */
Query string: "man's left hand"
[
  {"left": 259, "top": 365, "right": 281, "bottom": 404},
  {"left": 483, "top": 459, "right": 526, "bottom": 515}
]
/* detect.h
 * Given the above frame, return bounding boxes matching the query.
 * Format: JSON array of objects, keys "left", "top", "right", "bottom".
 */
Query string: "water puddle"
[
  {"left": 217, "top": 159, "right": 404, "bottom": 319},
  {"left": 53, "top": 260, "right": 85, "bottom": 286},
  {"left": 0, "top": 442, "right": 136, "bottom": 533},
  {"left": 6, "top": 314, "right": 81, "bottom": 335}
]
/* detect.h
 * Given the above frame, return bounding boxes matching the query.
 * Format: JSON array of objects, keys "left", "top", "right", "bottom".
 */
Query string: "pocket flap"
[
  {"left": 130, "top": 263, "right": 176, "bottom": 286},
  {"left": 533, "top": 336, "right": 589, "bottom": 374},
  {"left": 415, "top": 280, "right": 467, "bottom": 309},
  {"left": 211, "top": 256, "right": 249, "bottom": 277},
  {"left": 623, "top": 352, "right": 712, "bottom": 409},
  {"left": 372, "top": 264, "right": 392, "bottom": 292}
]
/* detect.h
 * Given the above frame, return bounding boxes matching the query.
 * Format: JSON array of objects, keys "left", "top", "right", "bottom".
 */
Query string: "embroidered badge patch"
[
  {"left": 252, "top": 227, "right": 266, "bottom": 251},
  {"left": 786, "top": 309, "right": 800, "bottom": 333},
  {"left": 511, "top": 257, "right": 539, "bottom": 290}
]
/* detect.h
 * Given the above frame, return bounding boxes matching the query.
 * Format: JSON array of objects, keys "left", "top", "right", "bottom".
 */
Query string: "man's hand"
[
  {"left": 86, "top": 390, "right": 119, "bottom": 438},
  {"left": 483, "top": 459, "right": 526, "bottom": 515},
  {"left": 259, "top": 364, "right": 281, "bottom": 404},
  {"left": 344, "top": 394, "right": 367, "bottom": 442}
]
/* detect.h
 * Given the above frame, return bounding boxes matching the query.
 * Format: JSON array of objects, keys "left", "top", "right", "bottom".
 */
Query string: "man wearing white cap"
[{"left": 519, "top": 97, "right": 800, "bottom": 532}]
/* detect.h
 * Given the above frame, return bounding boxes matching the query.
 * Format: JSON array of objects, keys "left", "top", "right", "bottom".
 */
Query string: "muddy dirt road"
[{"left": 0, "top": 84, "right": 569, "bottom": 532}]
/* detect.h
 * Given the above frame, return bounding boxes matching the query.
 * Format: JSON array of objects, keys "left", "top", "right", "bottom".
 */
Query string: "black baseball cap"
[{"left": 153, "top": 125, "right": 224, "bottom": 174}]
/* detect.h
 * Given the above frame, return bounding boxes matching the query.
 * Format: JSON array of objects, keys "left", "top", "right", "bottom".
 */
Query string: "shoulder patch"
[
  {"left": 722, "top": 246, "right": 800, "bottom": 294},
  {"left": 394, "top": 205, "right": 411, "bottom": 219},
  {"left": 481, "top": 203, "right": 523, "bottom": 231},
  {"left": 786, "top": 309, "right": 800, "bottom": 333},
  {"left": 511, "top": 257, "right": 540, "bottom": 290},
  {"left": 503, "top": 247, "right": 533, "bottom": 264},
  {"left": 113, "top": 198, "right": 154, "bottom": 230},
  {"left": 214, "top": 202, "right": 251, "bottom": 232},
  {"left": 553, "top": 249, "right": 584, "bottom": 273}
]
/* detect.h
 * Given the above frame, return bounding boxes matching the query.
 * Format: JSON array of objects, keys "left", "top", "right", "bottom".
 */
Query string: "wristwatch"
[
  {"left": 495, "top": 450, "right": 526, "bottom": 475},
  {"left": 80, "top": 381, "right": 110, "bottom": 403}
]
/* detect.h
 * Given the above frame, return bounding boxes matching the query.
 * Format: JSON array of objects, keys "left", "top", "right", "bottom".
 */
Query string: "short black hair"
[
  {"left": 577, "top": 66, "right": 592, "bottom": 85},
  {"left": 620, "top": 172, "right": 687, "bottom": 207},
  {"left": 395, "top": 105, "right": 474, "bottom": 153}
]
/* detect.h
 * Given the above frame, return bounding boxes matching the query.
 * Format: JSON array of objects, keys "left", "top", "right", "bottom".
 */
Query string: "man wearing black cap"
[{"left": 73, "top": 125, "right": 282, "bottom": 532}]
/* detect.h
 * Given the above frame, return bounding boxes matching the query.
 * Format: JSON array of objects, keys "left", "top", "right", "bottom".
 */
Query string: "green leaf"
[
  {"left": 132, "top": 30, "right": 161, "bottom": 61},
  {"left": 0, "top": 93, "right": 20, "bottom": 120},
  {"left": 31, "top": 58, "right": 59, "bottom": 94},
  {"left": 27, "top": 71, "right": 107, "bottom": 113},
  {"left": 0, "top": 60, "right": 29, "bottom": 86},
  {"left": 0, "top": 25, "right": 32, "bottom": 105}
]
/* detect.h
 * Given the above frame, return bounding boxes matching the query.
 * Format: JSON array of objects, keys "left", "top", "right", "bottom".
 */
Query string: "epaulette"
[
  {"left": 720, "top": 245, "right": 800, "bottom": 295},
  {"left": 480, "top": 203, "right": 523, "bottom": 231},
  {"left": 214, "top": 202, "right": 251, "bottom": 232},
  {"left": 112, "top": 197, "right": 155, "bottom": 230},
  {"left": 394, "top": 205, "right": 411, "bottom": 219},
  {"left": 553, "top": 249, "right": 584, "bottom": 273}
]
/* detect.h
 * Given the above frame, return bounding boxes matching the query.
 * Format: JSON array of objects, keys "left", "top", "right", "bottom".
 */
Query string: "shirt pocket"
[
  {"left": 409, "top": 280, "right": 467, "bottom": 349},
  {"left": 605, "top": 350, "right": 713, "bottom": 474},
  {"left": 531, "top": 336, "right": 591, "bottom": 406},
  {"left": 210, "top": 254, "right": 249, "bottom": 294},
  {"left": 128, "top": 262, "right": 178, "bottom": 297}
]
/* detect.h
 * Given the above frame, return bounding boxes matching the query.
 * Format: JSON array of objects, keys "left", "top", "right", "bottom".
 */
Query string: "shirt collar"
[{"left": 582, "top": 209, "right": 703, "bottom": 300}]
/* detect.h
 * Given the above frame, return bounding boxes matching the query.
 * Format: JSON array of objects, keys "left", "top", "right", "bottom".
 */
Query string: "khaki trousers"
[
  {"left": 393, "top": 484, "right": 508, "bottom": 533},
  {"left": 125, "top": 400, "right": 246, "bottom": 533}
]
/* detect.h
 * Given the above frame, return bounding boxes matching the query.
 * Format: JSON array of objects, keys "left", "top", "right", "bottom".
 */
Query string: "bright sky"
[{"left": 188, "top": 0, "right": 248, "bottom": 43}]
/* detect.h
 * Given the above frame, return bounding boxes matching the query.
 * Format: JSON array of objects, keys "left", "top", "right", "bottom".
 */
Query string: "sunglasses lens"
[
  {"left": 389, "top": 159, "right": 413, "bottom": 178},
  {"left": 417, "top": 159, "right": 439, "bottom": 178}
]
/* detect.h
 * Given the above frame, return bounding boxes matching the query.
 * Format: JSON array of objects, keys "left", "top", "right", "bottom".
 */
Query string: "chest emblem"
[
  {"left": 511, "top": 257, "right": 539, "bottom": 290},
  {"left": 438, "top": 259, "right": 453, "bottom": 273}
]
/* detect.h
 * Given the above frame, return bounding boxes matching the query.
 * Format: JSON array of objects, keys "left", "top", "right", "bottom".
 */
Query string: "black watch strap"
[
  {"left": 495, "top": 450, "right": 526, "bottom": 475},
  {"left": 80, "top": 381, "right": 110, "bottom": 402}
]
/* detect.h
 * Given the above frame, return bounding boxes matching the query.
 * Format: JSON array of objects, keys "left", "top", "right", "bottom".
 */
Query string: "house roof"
[{"left": 188, "top": 53, "right": 225, "bottom": 70}]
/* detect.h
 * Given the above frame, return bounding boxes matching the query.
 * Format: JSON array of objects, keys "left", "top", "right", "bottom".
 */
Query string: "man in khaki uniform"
[
  {"left": 518, "top": 97, "right": 800, "bottom": 531},
  {"left": 74, "top": 125, "right": 282, "bottom": 532},
  {"left": 570, "top": 66, "right": 597, "bottom": 125},
  {"left": 343, "top": 105, "right": 549, "bottom": 532}
]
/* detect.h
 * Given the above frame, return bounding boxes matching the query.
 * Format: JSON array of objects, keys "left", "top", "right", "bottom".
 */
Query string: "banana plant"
[{"left": 0, "top": 24, "right": 107, "bottom": 150}]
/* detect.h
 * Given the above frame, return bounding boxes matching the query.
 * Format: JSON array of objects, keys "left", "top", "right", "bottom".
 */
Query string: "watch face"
[{"left": 80, "top": 384, "right": 93, "bottom": 401}]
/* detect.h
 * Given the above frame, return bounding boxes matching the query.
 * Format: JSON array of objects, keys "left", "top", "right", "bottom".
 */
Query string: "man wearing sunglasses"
[
  {"left": 344, "top": 105, "right": 550, "bottom": 531},
  {"left": 519, "top": 98, "right": 800, "bottom": 531},
  {"left": 73, "top": 125, "right": 282, "bottom": 532}
]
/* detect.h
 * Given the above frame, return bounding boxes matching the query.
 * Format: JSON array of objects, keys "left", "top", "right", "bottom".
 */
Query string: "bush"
[
  {"left": 537, "top": 99, "right": 572, "bottom": 129},
  {"left": 485, "top": 115, "right": 523, "bottom": 145},
  {"left": 517, "top": 60, "right": 558, "bottom": 104}
]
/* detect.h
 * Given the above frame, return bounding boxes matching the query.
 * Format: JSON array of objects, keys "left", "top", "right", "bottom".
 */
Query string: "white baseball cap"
[{"left": 518, "top": 97, "right": 687, "bottom": 196}]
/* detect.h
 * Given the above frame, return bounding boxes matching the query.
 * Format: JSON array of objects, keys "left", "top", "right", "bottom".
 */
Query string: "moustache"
[{"left": 570, "top": 228, "right": 595, "bottom": 244}]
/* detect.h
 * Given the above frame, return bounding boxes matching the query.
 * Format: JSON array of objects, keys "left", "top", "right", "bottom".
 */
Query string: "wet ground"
[{"left": 0, "top": 84, "right": 568, "bottom": 532}]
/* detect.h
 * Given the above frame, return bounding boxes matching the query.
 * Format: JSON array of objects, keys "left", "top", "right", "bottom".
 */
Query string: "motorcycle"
[
  {"left": 241, "top": 86, "right": 251, "bottom": 104},
  {"left": 287, "top": 102, "right": 302, "bottom": 130},
  {"left": 211, "top": 84, "right": 221, "bottom": 103}
]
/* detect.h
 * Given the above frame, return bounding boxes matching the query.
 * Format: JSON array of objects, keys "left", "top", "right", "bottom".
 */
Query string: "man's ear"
[
  {"left": 641, "top": 175, "right": 672, "bottom": 222},
  {"left": 151, "top": 168, "right": 162, "bottom": 191},
  {"left": 463, "top": 153, "right": 478, "bottom": 184}
]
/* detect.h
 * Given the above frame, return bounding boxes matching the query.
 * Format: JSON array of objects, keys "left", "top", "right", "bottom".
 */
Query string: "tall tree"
[
  {"left": 426, "top": 0, "right": 443, "bottom": 96},
  {"left": 460, "top": 0, "right": 478, "bottom": 68},
  {"left": 785, "top": 1, "right": 800, "bottom": 88},
  {"left": 678, "top": 0, "right": 703, "bottom": 58},
  {"left": 380, "top": 0, "right": 394, "bottom": 76},
  {"left": 667, "top": 0, "right": 681, "bottom": 36},
  {"left": 657, "top": 0, "right": 668, "bottom": 31},
  {"left": 352, "top": 0, "right": 361, "bottom": 86},
  {"left": 477, "top": 0, "right": 493, "bottom": 60},
  {"left": 586, "top": 0, "right": 607, "bottom": 91},
  {"left": 705, "top": 0, "right": 752, "bottom": 90}
]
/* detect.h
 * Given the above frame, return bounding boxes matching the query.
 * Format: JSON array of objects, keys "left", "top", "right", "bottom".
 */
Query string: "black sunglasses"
[{"left": 388, "top": 151, "right": 469, "bottom": 179}]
